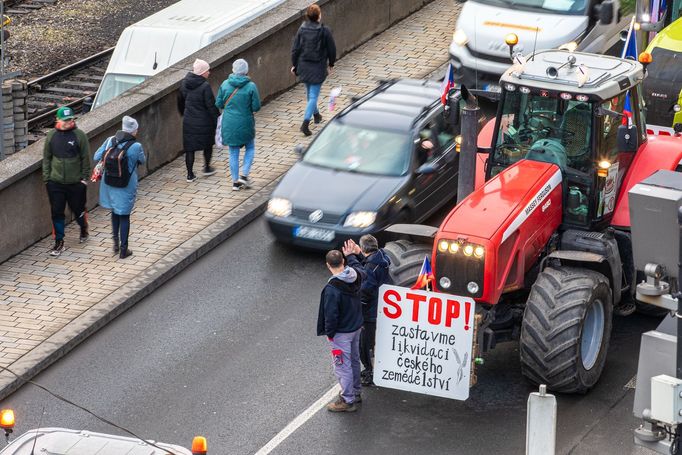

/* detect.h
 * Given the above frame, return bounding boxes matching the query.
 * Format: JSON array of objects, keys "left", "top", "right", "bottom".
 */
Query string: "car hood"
[
  {"left": 272, "top": 162, "right": 405, "bottom": 215},
  {"left": 455, "top": 2, "right": 588, "bottom": 58}
]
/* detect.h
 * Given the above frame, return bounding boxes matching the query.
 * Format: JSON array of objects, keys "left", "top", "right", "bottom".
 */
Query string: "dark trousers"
[
  {"left": 111, "top": 213, "right": 130, "bottom": 248},
  {"left": 46, "top": 181, "right": 87, "bottom": 241},
  {"left": 185, "top": 145, "right": 213, "bottom": 174},
  {"left": 360, "top": 321, "right": 376, "bottom": 372}
]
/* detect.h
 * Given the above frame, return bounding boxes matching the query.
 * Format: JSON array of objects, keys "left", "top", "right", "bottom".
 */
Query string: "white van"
[
  {"left": 449, "top": 0, "right": 633, "bottom": 94},
  {"left": 92, "top": 0, "right": 285, "bottom": 108}
]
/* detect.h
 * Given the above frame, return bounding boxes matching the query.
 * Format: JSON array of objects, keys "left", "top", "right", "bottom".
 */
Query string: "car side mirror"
[
  {"left": 617, "top": 124, "right": 639, "bottom": 152},
  {"left": 294, "top": 144, "right": 306, "bottom": 156},
  {"left": 597, "top": 0, "right": 614, "bottom": 24},
  {"left": 416, "top": 162, "right": 438, "bottom": 175}
]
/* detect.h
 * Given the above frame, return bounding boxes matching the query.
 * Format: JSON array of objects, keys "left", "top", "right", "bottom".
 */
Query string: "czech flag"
[
  {"left": 440, "top": 63, "right": 455, "bottom": 105},
  {"left": 621, "top": 17, "right": 637, "bottom": 124},
  {"left": 412, "top": 256, "right": 436, "bottom": 290}
]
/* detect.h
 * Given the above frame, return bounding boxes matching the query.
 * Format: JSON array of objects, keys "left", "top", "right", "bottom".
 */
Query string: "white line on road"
[{"left": 254, "top": 384, "right": 340, "bottom": 455}]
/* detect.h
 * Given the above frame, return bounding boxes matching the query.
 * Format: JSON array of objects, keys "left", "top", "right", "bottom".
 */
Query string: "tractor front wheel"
[
  {"left": 383, "top": 240, "right": 432, "bottom": 288},
  {"left": 520, "top": 267, "right": 613, "bottom": 394}
]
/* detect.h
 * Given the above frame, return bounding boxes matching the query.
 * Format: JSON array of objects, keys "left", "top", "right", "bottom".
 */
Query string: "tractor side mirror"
[
  {"left": 445, "top": 88, "right": 462, "bottom": 127},
  {"left": 597, "top": 0, "right": 615, "bottom": 24},
  {"left": 416, "top": 162, "right": 438, "bottom": 175},
  {"left": 617, "top": 124, "right": 639, "bottom": 152}
]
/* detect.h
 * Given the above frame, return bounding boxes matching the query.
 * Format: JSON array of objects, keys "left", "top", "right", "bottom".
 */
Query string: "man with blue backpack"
[{"left": 93, "top": 116, "right": 146, "bottom": 259}]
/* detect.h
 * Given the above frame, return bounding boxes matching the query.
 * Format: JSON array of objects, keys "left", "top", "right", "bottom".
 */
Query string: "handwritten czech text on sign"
[{"left": 373, "top": 285, "right": 475, "bottom": 400}]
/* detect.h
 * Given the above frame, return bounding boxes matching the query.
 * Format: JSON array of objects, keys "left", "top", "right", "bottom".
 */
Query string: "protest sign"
[{"left": 373, "top": 285, "right": 475, "bottom": 400}]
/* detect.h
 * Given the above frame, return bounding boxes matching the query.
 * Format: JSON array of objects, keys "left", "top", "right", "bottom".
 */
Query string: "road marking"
[{"left": 254, "top": 384, "right": 341, "bottom": 455}]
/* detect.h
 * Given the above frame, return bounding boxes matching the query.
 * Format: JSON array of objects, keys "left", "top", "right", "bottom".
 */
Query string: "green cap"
[{"left": 56, "top": 106, "right": 75, "bottom": 121}]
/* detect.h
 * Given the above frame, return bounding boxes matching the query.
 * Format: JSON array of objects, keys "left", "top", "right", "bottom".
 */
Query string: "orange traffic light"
[{"left": 638, "top": 52, "right": 653, "bottom": 64}]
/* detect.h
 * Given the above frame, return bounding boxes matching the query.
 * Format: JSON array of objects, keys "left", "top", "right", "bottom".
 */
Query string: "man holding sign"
[{"left": 317, "top": 245, "right": 365, "bottom": 412}]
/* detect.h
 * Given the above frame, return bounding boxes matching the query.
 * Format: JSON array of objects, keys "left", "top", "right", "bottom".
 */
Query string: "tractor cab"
[{"left": 486, "top": 49, "right": 646, "bottom": 230}]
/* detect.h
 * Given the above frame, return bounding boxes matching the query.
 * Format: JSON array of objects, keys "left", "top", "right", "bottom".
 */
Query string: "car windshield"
[
  {"left": 490, "top": 90, "right": 594, "bottom": 174},
  {"left": 93, "top": 73, "right": 148, "bottom": 108},
  {"left": 472, "top": 0, "right": 588, "bottom": 14},
  {"left": 302, "top": 121, "right": 411, "bottom": 176}
]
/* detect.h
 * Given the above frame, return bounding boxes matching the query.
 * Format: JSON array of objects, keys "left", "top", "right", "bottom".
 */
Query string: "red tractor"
[{"left": 385, "top": 49, "right": 682, "bottom": 393}]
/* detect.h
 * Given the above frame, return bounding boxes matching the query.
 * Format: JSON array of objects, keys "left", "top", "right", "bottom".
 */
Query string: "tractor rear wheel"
[
  {"left": 520, "top": 267, "right": 613, "bottom": 394},
  {"left": 383, "top": 240, "right": 432, "bottom": 288}
]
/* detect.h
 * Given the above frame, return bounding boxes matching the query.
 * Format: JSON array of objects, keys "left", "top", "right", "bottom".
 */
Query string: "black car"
[{"left": 265, "top": 79, "right": 460, "bottom": 249}]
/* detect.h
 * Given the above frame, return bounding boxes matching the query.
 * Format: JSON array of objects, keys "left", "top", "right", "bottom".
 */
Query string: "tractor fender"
[
  {"left": 545, "top": 229, "right": 623, "bottom": 305},
  {"left": 612, "top": 135, "right": 682, "bottom": 228}
]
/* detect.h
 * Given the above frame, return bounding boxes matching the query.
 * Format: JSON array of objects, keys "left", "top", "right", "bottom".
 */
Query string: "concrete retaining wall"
[{"left": 0, "top": 0, "right": 433, "bottom": 263}]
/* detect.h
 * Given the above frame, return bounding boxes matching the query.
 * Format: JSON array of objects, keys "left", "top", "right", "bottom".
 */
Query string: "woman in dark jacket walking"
[
  {"left": 291, "top": 4, "right": 336, "bottom": 136},
  {"left": 177, "top": 59, "right": 220, "bottom": 182}
]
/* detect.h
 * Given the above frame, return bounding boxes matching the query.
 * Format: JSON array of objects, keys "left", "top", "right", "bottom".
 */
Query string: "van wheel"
[
  {"left": 520, "top": 267, "right": 613, "bottom": 394},
  {"left": 383, "top": 240, "right": 432, "bottom": 288}
]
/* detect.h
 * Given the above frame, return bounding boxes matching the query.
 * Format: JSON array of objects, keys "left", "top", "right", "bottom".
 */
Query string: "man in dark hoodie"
[
  {"left": 345, "top": 235, "right": 393, "bottom": 386},
  {"left": 178, "top": 59, "right": 220, "bottom": 182},
  {"left": 42, "top": 106, "right": 90, "bottom": 257},
  {"left": 317, "top": 245, "right": 365, "bottom": 412}
]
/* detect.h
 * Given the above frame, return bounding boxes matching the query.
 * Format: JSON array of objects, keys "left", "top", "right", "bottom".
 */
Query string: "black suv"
[{"left": 265, "top": 79, "right": 460, "bottom": 249}]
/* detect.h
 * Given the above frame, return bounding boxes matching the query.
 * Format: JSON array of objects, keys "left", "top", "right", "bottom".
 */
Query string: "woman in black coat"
[
  {"left": 177, "top": 59, "right": 220, "bottom": 182},
  {"left": 291, "top": 4, "right": 337, "bottom": 136}
]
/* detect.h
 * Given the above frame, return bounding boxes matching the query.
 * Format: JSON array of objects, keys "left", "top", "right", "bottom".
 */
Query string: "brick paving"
[{"left": 0, "top": 0, "right": 459, "bottom": 369}]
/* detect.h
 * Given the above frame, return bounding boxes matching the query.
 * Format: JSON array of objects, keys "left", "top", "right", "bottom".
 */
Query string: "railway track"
[
  {"left": 27, "top": 47, "right": 112, "bottom": 136},
  {"left": 3, "top": 0, "right": 57, "bottom": 14}
]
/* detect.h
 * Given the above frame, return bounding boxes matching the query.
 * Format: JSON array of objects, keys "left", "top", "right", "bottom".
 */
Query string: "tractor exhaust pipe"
[{"left": 457, "top": 86, "right": 480, "bottom": 204}]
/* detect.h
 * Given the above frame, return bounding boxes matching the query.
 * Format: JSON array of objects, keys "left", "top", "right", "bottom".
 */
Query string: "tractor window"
[
  {"left": 598, "top": 94, "right": 625, "bottom": 163},
  {"left": 490, "top": 91, "right": 594, "bottom": 176}
]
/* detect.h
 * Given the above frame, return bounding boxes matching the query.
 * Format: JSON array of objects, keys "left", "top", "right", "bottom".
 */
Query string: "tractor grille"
[{"left": 435, "top": 252, "right": 484, "bottom": 298}]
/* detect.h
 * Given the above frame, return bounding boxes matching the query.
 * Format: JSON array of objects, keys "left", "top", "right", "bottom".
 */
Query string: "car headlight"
[
  {"left": 344, "top": 211, "right": 377, "bottom": 228},
  {"left": 267, "top": 198, "right": 292, "bottom": 217},
  {"left": 452, "top": 29, "right": 468, "bottom": 47}
]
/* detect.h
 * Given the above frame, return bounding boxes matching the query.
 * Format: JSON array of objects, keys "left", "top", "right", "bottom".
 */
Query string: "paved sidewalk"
[{"left": 0, "top": 0, "right": 459, "bottom": 397}]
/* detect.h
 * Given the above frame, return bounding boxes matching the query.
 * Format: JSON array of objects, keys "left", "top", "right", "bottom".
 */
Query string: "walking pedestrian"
[
  {"left": 178, "top": 58, "right": 220, "bottom": 182},
  {"left": 93, "top": 116, "right": 146, "bottom": 259},
  {"left": 317, "top": 244, "right": 365, "bottom": 412},
  {"left": 42, "top": 106, "right": 90, "bottom": 257},
  {"left": 344, "top": 235, "right": 393, "bottom": 386},
  {"left": 215, "top": 58, "right": 261, "bottom": 191},
  {"left": 290, "top": 3, "right": 337, "bottom": 136}
]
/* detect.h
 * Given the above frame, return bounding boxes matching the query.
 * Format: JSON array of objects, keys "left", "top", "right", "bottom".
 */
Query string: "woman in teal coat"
[{"left": 215, "top": 58, "right": 261, "bottom": 191}]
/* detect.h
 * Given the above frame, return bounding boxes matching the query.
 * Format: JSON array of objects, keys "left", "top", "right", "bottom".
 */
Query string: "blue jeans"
[
  {"left": 304, "top": 83, "right": 322, "bottom": 121},
  {"left": 228, "top": 139, "right": 255, "bottom": 182}
]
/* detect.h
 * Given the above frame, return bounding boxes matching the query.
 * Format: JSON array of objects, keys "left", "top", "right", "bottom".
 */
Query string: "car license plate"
[
  {"left": 294, "top": 226, "right": 335, "bottom": 242},
  {"left": 483, "top": 83, "right": 501, "bottom": 93}
]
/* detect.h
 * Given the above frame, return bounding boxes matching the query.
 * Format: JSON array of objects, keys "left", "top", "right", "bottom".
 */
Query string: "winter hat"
[
  {"left": 232, "top": 58, "right": 249, "bottom": 75},
  {"left": 122, "top": 115, "right": 139, "bottom": 133},
  {"left": 192, "top": 59, "right": 210, "bottom": 76}
]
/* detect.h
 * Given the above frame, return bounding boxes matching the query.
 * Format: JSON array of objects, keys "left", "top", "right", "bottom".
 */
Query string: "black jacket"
[
  {"left": 177, "top": 73, "right": 220, "bottom": 152},
  {"left": 291, "top": 21, "right": 337, "bottom": 84},
  {"left": 317, "top": 265, "right": 365, "bottom": 338},
  {"left": 346, "top": 250, "right": 393, "bottom": 322}
]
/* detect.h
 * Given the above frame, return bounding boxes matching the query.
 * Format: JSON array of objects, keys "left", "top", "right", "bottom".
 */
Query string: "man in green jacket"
[{"left": 42, "top": 106, "right": 90, "bottom": 257}]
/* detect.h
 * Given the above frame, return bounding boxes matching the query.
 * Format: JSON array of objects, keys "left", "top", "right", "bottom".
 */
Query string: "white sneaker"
[{"left": 238, "top": 175, "right": 251, "bottom": 188}]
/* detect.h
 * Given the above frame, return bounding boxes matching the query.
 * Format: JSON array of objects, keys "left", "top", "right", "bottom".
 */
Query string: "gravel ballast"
[{"left": 6, "top": 0, "right": 180, "bottom": 79}]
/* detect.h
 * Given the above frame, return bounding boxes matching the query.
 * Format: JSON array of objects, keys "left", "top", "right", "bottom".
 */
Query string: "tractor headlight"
[
  {"left": 344, "top": 211, "right": 377, "bottom": 228},
  {"left": 439, "top": 277, "right": 452, "bottom": 289},
  {"left": 267, "top": 198, "right": 292, "bottom": 217},
  {"left": 449, "top": 242, "right": 459, "bottom": 254},
  {"left": 463, "top": 244, "right": 474, "bottom": 256},
  {"left": 438, "top": 240, "right": 450, "bottom": 252},
  {"left": 453, "top": 29, "right": 468, "bottom": 47},
  {"left": 467, "top": 281, "right": 480, "bottom": 294},
  {"left": 437, "top": 240, "right": 484, "bottom": 257},
  {"left": 474, "top": 245, "right": 485, "bottom": 258}
]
